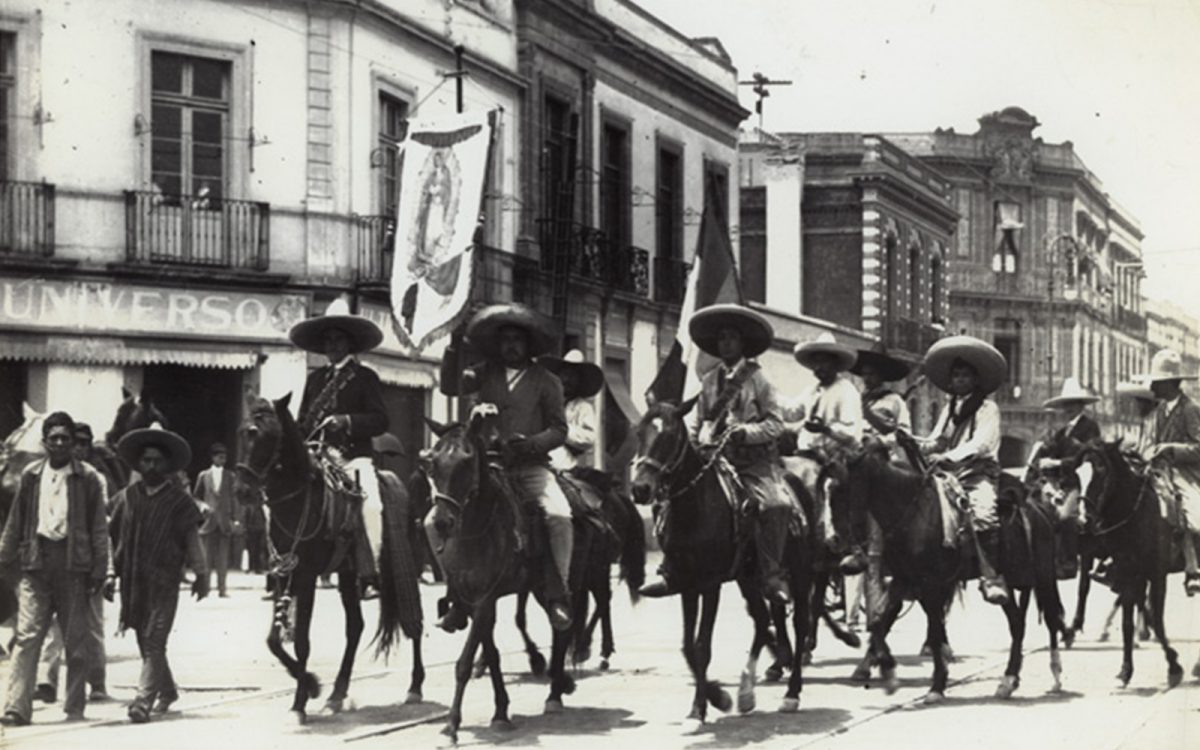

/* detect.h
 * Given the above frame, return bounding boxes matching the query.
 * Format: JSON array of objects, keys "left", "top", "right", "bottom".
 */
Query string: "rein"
[
  {"left": 635, "top": 428, "right": 735, "bottom": 503},
  {"left": 1088, "top": 453, "right": 1151, "bottom": 538}
]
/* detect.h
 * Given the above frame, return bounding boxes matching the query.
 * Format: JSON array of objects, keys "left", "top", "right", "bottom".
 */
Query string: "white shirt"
[
  {"left": 37, "top": 463, "right": 72, "bottom": 540},
  {"left": 931, "top": 397, "right": 1001, "bottom": 463},
  {"left": 505, "top": 366, "right": 528, "bottom": 391},
  {"left": 211, "top": 465, "right": 224, "bottom": 490},
  {"left": 794, "top": 375, "right": 863, "bottom": 451},
  {"left": 550, "top": 398, "right": 597, "bottom": 470}
]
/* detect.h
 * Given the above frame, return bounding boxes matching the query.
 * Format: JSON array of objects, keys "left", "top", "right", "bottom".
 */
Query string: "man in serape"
[
  {"left": 110, "top": 426, "right": 208, "bottom": 723},
  {"left": 438, "top": 303, "right": 574, "bottom": 631},
  {"left": 1141, "top": 348, "right": 1200, "bottom": 597},
  {"left": 787, "top": 332, "right": 863, "bottom": 569},
  {"left": 641, "top": 304, "right": 798, "bottom": 605},
  {"left": 289, "top": 298, "right": 389, "bottom": 599},
  {"left": 917, "top": 335, "right": 1010, "bottom": 606}
]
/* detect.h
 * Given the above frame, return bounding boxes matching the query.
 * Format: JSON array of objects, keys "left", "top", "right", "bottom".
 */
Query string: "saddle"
[{"left": 558, "top": 472, "right": 620, "bottom": 561}]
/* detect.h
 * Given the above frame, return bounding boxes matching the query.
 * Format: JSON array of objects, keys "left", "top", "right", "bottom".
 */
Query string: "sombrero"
[
  {"left": 1146, "top": 348, "right": 1198, "bottom": 383},
  {"left": 1116, "top": 379, "right": 1156, "bottom": 403},
  {"left": 850, "top": 341, "right": 911, "bottom": 382},
  {"left": 1042, "top": 377, "right": 1100, "bottom": 409},
  {"left": 540, "top": 349, "right": 605, "bottom": 398},
  {"left": 794, "top": 332, "right": 856, "bottom": 373},
  {"left": 466, "top": 303, "right": 557, "bottom": 359},
  {"left": 922, "top": 335, "right": 1007, "bottom": 395},
  {"left": 688, "top": 304, "right": 774, "bottom": 358},
  {"left": 288, "top": 298, "right": 383, "bottom": 355},
  {"left": 372, "top": 433, "right": 406, "bottom": 457},
  {"left": 117, "top": 425, "right": 192, "bottom": 474}
]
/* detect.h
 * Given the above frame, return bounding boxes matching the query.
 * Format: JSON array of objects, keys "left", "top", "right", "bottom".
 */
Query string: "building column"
[
  {"left": 45, "top": 364, "right": 126, "bottom": 433},
  {"left": 860, "top": 206, "right": 884, "bottom": 338},
  {"left": 762, "top": 158, "right": 803, "bottom": 315}
]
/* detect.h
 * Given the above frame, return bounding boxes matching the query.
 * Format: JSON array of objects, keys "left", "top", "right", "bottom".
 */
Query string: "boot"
[
  {"left": 436, "top": 599, "right": 471, "bottom": 633},
  {"left": 639, "top": 564, "right": 678, "bottom": 598},
  {"left": 975, "top": 528, "right": 1009, "bottom": 606},
  {"left": 838, "top": 545, "right": 868, "bottom": 576},
  {"left": 545, "top": 514, "right": 574, "bottom": 632}
]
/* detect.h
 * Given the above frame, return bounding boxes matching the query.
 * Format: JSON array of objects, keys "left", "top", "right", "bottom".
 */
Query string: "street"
[{"left": 1, "top": 554, "right": 1197, "bottom": 750}]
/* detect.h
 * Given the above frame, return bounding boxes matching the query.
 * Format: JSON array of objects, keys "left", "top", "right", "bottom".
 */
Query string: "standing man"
[
  {"left": 0, "top": 412, "right": 109, "bottom": 727},
  {"left": 289, "top": 298, "right": 389, "bottom": 598},
  {"left": 437, "top": 303, "right": 574, "bottom": 631},
  {"left": 1036, "top": 377, "right": 1102, "bottom": 525},
  {"left": 642, "top": 304, "right": 796, "bottom": 605},
  {"left": 194, "top": 443, "right": 236, "bottom": 598},
  {"left": 1141, "top": 349, "right": 1200, "bottom": 596},
  {"left": 110, "top": 426, "right": 208, "bottom": 723},
  {"left": 917, "top": 336, "right": 1010, "bottom": 606}
]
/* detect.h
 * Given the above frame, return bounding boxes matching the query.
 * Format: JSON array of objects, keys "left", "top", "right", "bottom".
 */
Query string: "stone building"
[{"left": 1146, "top": 298, "right": 1200, "bottom": 400}]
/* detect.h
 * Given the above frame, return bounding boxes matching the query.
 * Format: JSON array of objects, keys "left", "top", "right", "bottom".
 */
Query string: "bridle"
[
  {"left": 632, "top": 414, "right": 733, "bottom": 502},
  {"left": 1080, "top": 446, "right": 1150, "bottom": 537}
]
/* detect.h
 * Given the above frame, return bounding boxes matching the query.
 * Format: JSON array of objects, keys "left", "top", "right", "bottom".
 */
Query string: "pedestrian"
[
  {"left": 110, "top": 426, "right": 208, "bottom": 723},
  {"left": 0, "top": 411, "right": 110, "bottom": 726},
  {"left": 193, "top": 443, "right": 236, "bottom": 598}
]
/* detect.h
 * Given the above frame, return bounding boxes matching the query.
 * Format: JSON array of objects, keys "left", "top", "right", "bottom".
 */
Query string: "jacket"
[
  {"left": 1044, "top": 413, "right": 1102, "bottom": 460},
  {"left": 0, "top": 458, "right": 110, "bottom": 581},
  {"left": 298, "top": 359, "right": 389, "bottom": 460},
  {"left": 194, "top": 465, "right": 237, "bottom": 536},
  {"left": 688, "top": 361, "right": 784, "bottom": 474}
]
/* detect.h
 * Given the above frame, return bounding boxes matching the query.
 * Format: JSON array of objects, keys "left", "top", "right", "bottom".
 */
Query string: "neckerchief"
[{"left": 708, "top": 361, "right": 758, "bottom": 435}]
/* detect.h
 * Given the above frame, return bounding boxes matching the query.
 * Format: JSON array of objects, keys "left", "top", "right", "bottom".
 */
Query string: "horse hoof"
[
  {"left": 710, "top": 687, "right": 733, "bottom": 713},
  {"left": 1098, "top": 632, "right": 1110, "bottom": 643},
  {"left": 529, "top": 652, "right": 547, "bottom": 677},
  {"left": 1062, "top": 629, "right": 1076, "bottom": 650},
  {"left": 544, "top": 699, "right": 564, "bottom": 714},
  {"left": 922, "top": 691, "right": 945, "bottom": 706},
  {"left": 920, "top": 642, "right": 932, "bottom": 657},
  {"left": 405, "top": 691, "right": 423, "bottom": 705},
  {"left": 574, "top": 645, "right": 592, "bottom": 664},
  {"left": 851, "top": 664, "right": 872, "bottom": 683},
  {"left": 321, "top": 699, "right": 342, "bottom": 715},
  {"left": 994, "top": 675, "right": 1018, "bottom": 699},
  {"left": 765, "top": 665, "right": 784, "bottom": 683},
  {"left": 491, "top": 718, "right": 515, "bottom": 731},
  {"left": 1168, "top": 664, "right": 1184, "bottom": 688},
  {"left": 288, "top": 710, "right": 307, "bottom": 727},
  {"left": 882, "top": 669, "right": 899, "bottom": 695},
  {"left": 599, "top": 658, "right": 610, "bottom": 671},
  {"left": 472, "top": 661, "right": 487, "bottom": 680},
  {"left": 439, "top": 725, "right": 459, "bottom": 747},
  {"left": 737, "top": 687, "right": 755, "bottom": 715},
  {"left": 1117, "top": 666, "right": 1133, "bottom": 687},
  {"left": 802, "top": 651, "right": 813, "bottom": 667},
  {"left": 1192, "top": 660, "right": 1200, "bottom": 680},
  {"left": 842, "top": 632, "right": 863, "bottom": 649},
  {"left": 779, "top": 697, "right": 800, "bottom": 713},
  {"left": 302, "top": 673, "right": 322, "bottom": 700}
]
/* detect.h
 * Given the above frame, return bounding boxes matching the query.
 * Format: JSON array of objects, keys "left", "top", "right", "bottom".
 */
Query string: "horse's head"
[
  {"left": 235, "top": 393, "right": 289, "bottom": 505},
  {"left": 422, "top": 409, "right": 495, "bottom": 547},
  {"left": 1074, "top": 439, "right": 1131, "bottom": 529},
  {"left": 630, "top": 397, "right": 696, "bottom": 505},
  {"left": 107, "top": 388, "right": 167, "bottom": 446},
  {"left": 0, "top": 403, "right": 46, "bottom": 498}
]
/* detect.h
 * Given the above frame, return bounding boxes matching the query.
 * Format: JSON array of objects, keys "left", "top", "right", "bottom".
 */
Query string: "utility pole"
[{"left": 738, "top": 72, "right": 793, "bottom": 130}]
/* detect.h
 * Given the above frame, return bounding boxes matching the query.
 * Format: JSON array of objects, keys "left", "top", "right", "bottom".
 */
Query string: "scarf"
[
  {"left": 115, "top": 480, "right": 201, "bottom": 632},
  {"left": 300, "top": 364, "right": 358, "bottom": 437},
  {"left": 945, "top": 392, "right": 985, "bottom": 445}
]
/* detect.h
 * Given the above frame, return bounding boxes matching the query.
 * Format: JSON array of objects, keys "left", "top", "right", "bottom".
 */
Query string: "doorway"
[{"left": 142, "top": 365, "right": 246, "bottom": 479}]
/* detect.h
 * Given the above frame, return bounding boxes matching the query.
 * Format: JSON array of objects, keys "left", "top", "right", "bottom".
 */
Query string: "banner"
[{"left": 389, "top": 110, "right": 494, "bottom": 351}]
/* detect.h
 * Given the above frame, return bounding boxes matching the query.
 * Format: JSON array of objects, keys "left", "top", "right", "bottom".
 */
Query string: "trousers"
[
  {"left": 133, "top": 588, "right": 180, "bottom": 710},
  {"left": 203, "top": 533, "right": 231, "bottom": 595},
  {"left": 508, "top": 464, "right": 573, "bottom": 600},
  {"left": 36, "top": 590, "right": 105, "bottom": 692},
  {"left": 349, "top": 457, "right": 382, "bottom": 578}
]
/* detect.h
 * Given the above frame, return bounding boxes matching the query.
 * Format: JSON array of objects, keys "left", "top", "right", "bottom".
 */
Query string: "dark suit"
[
  {"left": 193, "top": 466, "right": 236, "bottom": 595},
  {"left": 1044, "top": 413, "right": 1102, "bottom": 490},
  {"left": 298, "top": 360, "right": 389, "bottom": 459}
]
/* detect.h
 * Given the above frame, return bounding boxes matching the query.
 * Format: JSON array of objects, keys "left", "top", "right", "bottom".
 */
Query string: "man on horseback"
[
  {"left": 1141, "top": 348, "right": 1200, "bottom": 596},
  {"left": 918, "top": 335, "right": 1010, "bottom": 606},
  {"left": 1034, "top": 378, "right": 1101, "bottom": 526},
  {"left": 289, "top": 298, "right": 389, "bottom": 600},
  {"left": 438, "top": 303, "right": 574, "bottom": 632},
  {"left": 641, "top": 304, "right": 796, "bottom": 605}
]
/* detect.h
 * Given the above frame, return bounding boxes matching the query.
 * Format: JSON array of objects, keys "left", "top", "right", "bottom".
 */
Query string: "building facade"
[{"left": 1146, "top": 298, "right": 1200, "bottom": 400}]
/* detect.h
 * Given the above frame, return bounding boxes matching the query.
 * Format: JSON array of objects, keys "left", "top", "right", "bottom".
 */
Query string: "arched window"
[
  {"left": 909, "top": 246, "right": 921, "bottom": 318},
  {"left": 886, "top": 234, "right": 901, "bottom": 319},
  {"left": 930, "top": 255, "right": 944, "bottom": 322}
]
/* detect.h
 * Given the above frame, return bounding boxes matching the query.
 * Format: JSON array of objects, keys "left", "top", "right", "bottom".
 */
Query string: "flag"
[
  {"left": 389, "top": 110, "right": 495, "bottom": 351},
  {"left": 645, "top": 180, "right": 744, "bottom": 404}
]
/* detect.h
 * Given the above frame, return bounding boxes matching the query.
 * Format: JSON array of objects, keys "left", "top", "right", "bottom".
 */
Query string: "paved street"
[{"left": 1, "top": 554, "right": 1197, "bottom": 750}]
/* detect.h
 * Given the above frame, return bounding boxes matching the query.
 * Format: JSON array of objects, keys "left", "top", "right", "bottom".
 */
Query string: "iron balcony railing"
[
  {"left": 0, "top": 180, "right": 55, "bottom": 258},
  {"left": 124, "top": 190, "right": 269, "bottom": 270},
  {"left": 355, "top": 214, "right": 395, "bottom": 284},
  {"left": 476, "top": 245, "right": 544, "bottom": 307},
  {"left": 536, "top": 218, "right": 651, "bottom": 297},
  {"left": 654, "top": 255, "right": 689, "bottom": 305}
]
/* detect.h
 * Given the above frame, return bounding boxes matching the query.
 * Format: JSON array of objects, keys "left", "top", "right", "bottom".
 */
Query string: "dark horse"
[
  {"left": 845, "top": 438, "right": 1068, "bottom": 702},
  {"left": 234, "top": 394, "right": 424, "bottom": 724},
  {"left": 1072, "top": 441, "right": 1189, "bottom": 687},
  {"left": 630, "top": 400, "right": 812, "bottom": 722},
  {"left": 421, "top": 410, "right": 599, "bottom": 744}
]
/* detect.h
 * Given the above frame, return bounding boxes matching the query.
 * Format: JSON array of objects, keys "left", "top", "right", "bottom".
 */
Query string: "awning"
[
  {"left": 0, "top": 332, "right": 258, "bottom": 369},
  {"left": 360, "top": 353, "right": 437, "bottom": 389}
]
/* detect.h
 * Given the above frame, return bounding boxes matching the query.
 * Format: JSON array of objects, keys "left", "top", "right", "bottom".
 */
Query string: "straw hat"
[
  {"left": 1115, "top": 380, "right": 1156, "bottom": 403},
  {"left": 793, "top": 332, "right": 856, "bottom": 373},
  {"left": 1042, "top": 377, "right": 1100, "bottom": 409},
  {"left": 850, "top": 341, "right": 911, "bottom": 382},
  {"left": 288, "top": 298, "right": 383, "bottom": 355},
  {"left": 466, "top": 303, "right": 558, "bottom": 359},
  {"left": 540, "top": 349, "right": 605, "bottom": 398},
  {"left": 688, "top": 304, "right": 774, "bottom": 359},
  {"left": 1146, "top": 348, "right": 1197, "bottom": 383},
  {"left": 922, "top": 335, "right": 1007, "bottom": 395},
  {"left": 117, "top": 425, "right": 192, "bottom": 474}
]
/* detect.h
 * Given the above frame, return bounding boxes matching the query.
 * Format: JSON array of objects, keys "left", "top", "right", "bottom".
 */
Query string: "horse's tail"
[
  {"left": 614, "top": 486, "right": 646, "bottom": 601},
  {"left": 373, "top": 471, "right": 423, "bottom": 658}
]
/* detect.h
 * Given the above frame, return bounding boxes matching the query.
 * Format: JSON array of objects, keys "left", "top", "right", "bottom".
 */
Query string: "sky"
[{"left": 637, "top": 0, "right": 1200, "bottom": 320}]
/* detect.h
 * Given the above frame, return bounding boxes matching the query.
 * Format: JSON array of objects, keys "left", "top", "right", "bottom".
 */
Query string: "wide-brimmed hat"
[
  {"left": 540, "top": 349, "right": 605, "bottom": 398},
  {"left": 288, "top": 298, "right": 383, "bottom": 355},
  {"left": 466, "top": 303, "right": 557, "bottom": 359},
  {"left": 688, "top": 304, "right": 774, "bottom": 359},
  {"left": 922, "top": 335, "right": 1007, "bottom": 395},
  {"left": 794, "top": 332, "right": 856, "bottom": 373},
  {"left": 1146, "top": 348, "right": 1197, "bottom": 383},
  {"left": 1116, "top": 379, "right": 1156, "bottom": 403},
  {"left": 1042, "top": 377, "right": 1100, "bottom": 410},
  {"left": 118, "top": 425, "right": 192, "bottom": 474},
  {"left": 372, "top": 433, "right": 406, "bottom": 457},
  {"left": 850, "top": 341, "right": 911, "bottom": 382}
]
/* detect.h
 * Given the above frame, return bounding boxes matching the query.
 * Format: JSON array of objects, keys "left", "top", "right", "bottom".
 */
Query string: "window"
[
  {"left": 955, "top": 189, "right": 971, "bottom": 258},
  {"left": 0, "top": 32, "right": 13, "bottom": 182},
  {"left": 377, "top": 92, "right": 408, "bottom": 217},
  {"left": 656, "top": 142, "right": 683, "bottom": 260},
  {"left": 599, "top": 119, "right": 630, "bottom": 247},
  {"left": 908, "top": 246, "right": 921, "bottom": 318},
  {"left": 739, "top": 186, "right": 766, "bottom": 303},
  {"left": 886, "top": 234, "right": 902, "bottom": 320},
  {"left": 930, "top": 255, "right": 944, "bottom": 322},
  {"left": 993, "top": 318, "right": 1021, "bottom": 386},
  {"left": 542, "top": 95, "right": 577, "bottom": 224},
  {"left": 151, "top": 51, "right": 230, "bottom": 199},
  {"left": 992, "top": 201, "right": 1022, "bottom": 273},
  {"left": 704, "top": 159, "right": 729, "bottom": 230}
]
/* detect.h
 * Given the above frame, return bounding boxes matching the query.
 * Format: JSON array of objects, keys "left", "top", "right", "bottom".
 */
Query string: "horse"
[
  {"left": 1072, "top": 441, "right": 1188, "bottom": 687},
  {"left": 630, "top": 400, "right": 812, "bottom": 722},
  {"left": 0, "top": 404, "right": 46, "bottom": 529},
  {"left": 844, "top": 438, "right": 1068, "bottom": 702},
  {"left": 234, "top": 394, "right": 424, "bottom": 724}
]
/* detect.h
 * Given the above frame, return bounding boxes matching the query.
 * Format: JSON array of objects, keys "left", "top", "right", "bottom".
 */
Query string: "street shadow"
[
  {"left": 241, "top": 700, "right": 450, "bottom": 737},
  {"left": 687, "top": 707, "right": 852, "bottom": 748},
  {"left": 806, "top": 653, "right": 942, "bottom": 670},
  {"left": 917, "top": 689, "right": 1085, "bottom": 710},
  {"left": 459, "top": 706, "right": 642, "bottom": 745}
]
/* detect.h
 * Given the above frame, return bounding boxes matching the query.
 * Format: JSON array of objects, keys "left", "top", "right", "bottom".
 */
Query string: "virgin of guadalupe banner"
[{"left": 389, "top": 109, "right": 494, "bottom": 351}]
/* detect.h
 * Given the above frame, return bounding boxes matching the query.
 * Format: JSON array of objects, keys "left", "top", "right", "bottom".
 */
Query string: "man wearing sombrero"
[
  {"left": 1116, "top": 377, "right": 1157, "bottom": 454},
  {"left": 1035, "top": 377, "right": 1102, "bottom": 527},
  {"left": 438, "top": 303, "right": 574, "bottom": 631},
  {"left": 917, "top": 335, "right": 1010, "bottom": 606},
  {"left": 541, "top": 350, "right": 605, "bottom": 473},
  {"left": 290, "top": 298, "right": 390, "bottom": 599},
  {"left": 642, "top": 303, "right": 796, "bottom": 605},
  {"left": 1142, "top": 349, "right": 1200, "bottom": 596},
  {"left": 110, "top": 426, "right": 208, "bottom": 723}
]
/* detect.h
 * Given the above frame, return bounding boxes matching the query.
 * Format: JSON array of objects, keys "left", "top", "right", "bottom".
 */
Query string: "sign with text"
[{"left": 0, "top": 277, "right": 307, "bottom": 341}]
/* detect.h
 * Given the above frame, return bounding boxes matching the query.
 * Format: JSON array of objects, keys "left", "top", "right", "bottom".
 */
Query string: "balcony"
[
  {"left": 0, "top": 180, "right": 55, "bottom": 258},
  {"left": 355, "top": 214, "right": 395, "bottom": 285},
  {"left": 1116, "top": 306, "right": 1147, "bottom": 337},
  {"left": 654, "top": 255, "right": 689, "bottom": 305},
  {"left": 885, "top": 316, "right": 942, "bottom": 356},
  {"left": 476, "top": 245, "right": 545, "bottom": 306},
  {"left": 125, "top": 191, "right": 269, "bottom": 271},
  {"left": 536, "top": 218, "right": 650, "bottom": 296}
]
